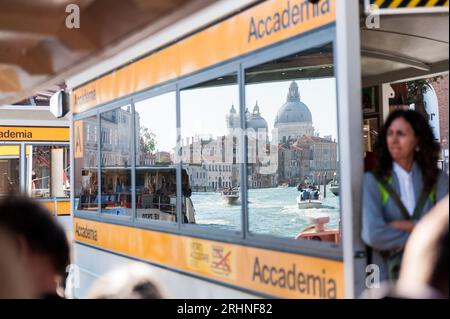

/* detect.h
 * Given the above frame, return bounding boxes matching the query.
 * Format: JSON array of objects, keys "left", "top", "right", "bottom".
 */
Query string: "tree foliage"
[
  {"left": 140, "top": 126, "right": 156, "bottom": 154},
  {"left": 407, "top": 76, "right": 443, "bottom": 120}
]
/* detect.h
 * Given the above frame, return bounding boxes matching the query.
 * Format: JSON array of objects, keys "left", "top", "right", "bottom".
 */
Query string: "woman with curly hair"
[{"left": 362, "top": 110, "right": 448, "bottom": 281}]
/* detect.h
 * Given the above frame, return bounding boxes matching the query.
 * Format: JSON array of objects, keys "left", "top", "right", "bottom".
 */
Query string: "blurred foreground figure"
[
  {"left": 0, "top": 196, "right": 70, "bottom": 298},
  {"left": 0, "top": 229, "right": 31, "bottom": 298},
  {"left": 396, "top": 195, "right": 449, "bottom": 299},
  {"left": 87, "top": 263, "right": 165, "bottom": 299}
]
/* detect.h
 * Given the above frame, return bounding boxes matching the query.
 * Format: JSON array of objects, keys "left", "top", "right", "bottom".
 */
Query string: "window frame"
[
  {"left": 25, "top": 142, "right": 71, "bottom": 200},
  {"left": 0, "top": 142, "right": 22, "bottom": 196},
  {"left": 73, "top": 24, "right": 344, "bottom": 259},
  {"left": 133, "top": 87, "right": 179, "bottom": 230},
  {"left": 178, "top": 61, "right": 244, "bottom": 242},
  {"left": 239, "top": 25, "right": 342, "bottom": 258},
  {"left": 72, "top": 111, "right": 100, "bottom": 216},
  {"left": 97, "top": 100, "right": 134, "bottom": 222}
]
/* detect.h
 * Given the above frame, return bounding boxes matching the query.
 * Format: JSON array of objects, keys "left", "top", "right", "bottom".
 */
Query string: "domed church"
[
  {"left": 226, "top": 102, "right": 268, "bottom": 136},
  {"left": 274, "top": 81, "right": 314, "bottom": 143}
]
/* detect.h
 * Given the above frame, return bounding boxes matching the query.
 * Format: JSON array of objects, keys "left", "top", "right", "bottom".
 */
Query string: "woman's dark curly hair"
[{"left": 374, "top": 110, "right": 440, "bottom": 193}]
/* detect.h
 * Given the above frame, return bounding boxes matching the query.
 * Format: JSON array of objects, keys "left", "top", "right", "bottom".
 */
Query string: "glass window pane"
[
  {"left": 245, "top": 43, "right": 340, "bottom": 243},
  {"left": 74, "top": 116, "right": 99, "bottom": 211},
  {"left": 180, "top": 72, "right": 241, "bottom": 231},
  {"left": 134, "top": 92, "right": 177, "bottom": 223},
  {"left": 100, "top": 106, "right": 133, "bottom": 216},
  {"left": 0, "top": 145, "right": 20, "bottom": 196},
  {"left": 28, "top": 145, "right": 70, "bottom": 198}
]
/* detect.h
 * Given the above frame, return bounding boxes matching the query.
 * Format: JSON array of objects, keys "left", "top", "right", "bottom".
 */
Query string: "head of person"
[
  {"left": 87, "top": 263, "right": 165, "bottom": 299},
  {"left": 181, "top": 170, "right": 192, "bottom": 197},
  {"left": 374, "top": 109, "right": 440, "bottom": 193},
  {"left": 0, "top": 196, "right": 70, "bottom": 298},
  {"left": 396, "top": 196, "right": 449, "bottom": 298}
]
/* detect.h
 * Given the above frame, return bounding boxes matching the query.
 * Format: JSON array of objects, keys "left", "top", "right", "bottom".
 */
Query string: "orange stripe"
[
  {"left": 72, "top": 0, "right": 336, "bottom": 113},
  {"left": 426, "top": 0, "right": 440, "bottom": 6},
  {"left": 0, "top": 126, "right": 69, "bottom": 142},
  {"left": 389, "top": 0, "right": 403, "bottom": 8},
  {"left": 374, "top": 0, "right": 385, "bottom": 7},
  {"left": 407, "top": 0, "right": 422, "bottom": 7},
  {"left": 74, "top": 217, "right": 344, "bottom": 299}
]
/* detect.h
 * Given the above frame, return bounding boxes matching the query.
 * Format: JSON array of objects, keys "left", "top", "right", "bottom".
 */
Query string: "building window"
[
  {"left": 244, "top": 43, "right": 340, "bottom": 242},
  {"left": 181, "top": 72, "right": 240, "bottom": 230},
  {"left": 100, "top": 106, "right": 132, "bottom": 216},
  {"left": 0, "top": 145, "right": 20, "bottom": 196},
  {"left": 135, "top": 92, "right": 177, "bottom": 223},
  {"left": 27, "top": 145, "right": 70, "bottom": 198},
  {"left": 74, "top": 116, "right": 99, "bottom": 211}
]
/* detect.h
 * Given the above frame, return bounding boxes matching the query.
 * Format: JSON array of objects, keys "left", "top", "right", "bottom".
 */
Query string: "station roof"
[
  {"left": 361, "top": 12, "right": 449, "bottom": 87},
  {"left": 0, "top": 0, "right": 228, "bottom": 105}
]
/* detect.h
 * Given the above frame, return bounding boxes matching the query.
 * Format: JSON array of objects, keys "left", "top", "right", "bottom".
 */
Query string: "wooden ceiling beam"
[
  {"left": 0, "top": 65, "right": 21, "bottom": 92},
  {"left": 0, "top": 0, "right": 219, "bottom": 105}
]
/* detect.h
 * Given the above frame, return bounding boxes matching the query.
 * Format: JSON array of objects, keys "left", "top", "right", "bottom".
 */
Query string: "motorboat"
[
  {"left": 221, "top": 188, "right": 239, "bottom": 204},
  {"left": 330, "top": 184, "right": 339, "bottom": 196},
  {"left": 296, "top": 186, "right": 322, "bottom": 209}
]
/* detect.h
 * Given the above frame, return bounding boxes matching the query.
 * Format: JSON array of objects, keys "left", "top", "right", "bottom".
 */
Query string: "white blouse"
[{"left": 393, "top": 162, "right": 416, "bottom": 216}]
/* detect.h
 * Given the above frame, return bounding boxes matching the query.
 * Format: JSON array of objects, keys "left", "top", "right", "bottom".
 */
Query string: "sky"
[{"left": 134, "top": 78, "right": 338, "bottom": 153}]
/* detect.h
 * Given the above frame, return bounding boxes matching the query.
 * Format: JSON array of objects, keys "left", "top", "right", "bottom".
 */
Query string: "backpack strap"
[
  {"left": 411, "top": 190, "right": 428, "bottom": 220},
  {"left": 372, "top": 173, "right": 411, "bottom": 220},
  {"left": 428, "top": 187, "right": 437, "bottom": 205},
  {"left": 411, "top": 185, "right": 436, "bottom": 220},
  {"left": 372, "top": 172, "right": 434, "bottom": 221},
  {"left": 374, "top": 175, "right": 391, "bottom": 207}
]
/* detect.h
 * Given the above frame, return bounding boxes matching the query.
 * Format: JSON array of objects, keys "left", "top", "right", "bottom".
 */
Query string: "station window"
[
  {"left": 0, "top": 145, "right": 20, "bottom": 196},
  {"left": 134, "top": 92, "right": 177, "bottom": 223},
  {"left": 100, "top": 106, "right": 133, "bottom": 217},
  {"left": 180, "top": 72, "right": 241, "bottom": 231},
  {"left": 74, "top": 116, "right": 99, "bottom": 211},
  {"left": 244, "top": 43, "right": 341, "bottom": 243},
  {"left": 27, "top": 145, "right": 70, "bottom": 198}
]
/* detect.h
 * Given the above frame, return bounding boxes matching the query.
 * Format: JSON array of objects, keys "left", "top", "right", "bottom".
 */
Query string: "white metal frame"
[{"left": 336, "top": 0, "right": 366, "bottom": 299}]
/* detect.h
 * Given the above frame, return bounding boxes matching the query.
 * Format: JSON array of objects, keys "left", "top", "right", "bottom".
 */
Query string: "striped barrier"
[{"left": 366, "top": 0, "right": 449, "bottom": 14}]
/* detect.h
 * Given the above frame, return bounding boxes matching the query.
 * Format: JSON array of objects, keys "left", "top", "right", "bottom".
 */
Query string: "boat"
[
  {"left": 330, "top": 184, "right": 339, "bottom": 196},
  {"left": 296, "top": 186, "right": 322, "bottom": 209},
  {"left": 295, "top": 213, "right": 339, "bottom": 243},
  {"left": 329, "top": 174, "right": 339, "bottom": 196},
  {"left": 221, "top": 188, "right": 239, "bottom": 204}
]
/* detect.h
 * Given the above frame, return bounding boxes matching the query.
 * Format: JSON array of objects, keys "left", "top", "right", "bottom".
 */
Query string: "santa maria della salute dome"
[
  {"left": 226, "top": 81, "right": 314, "bottom": 143},
  {"left": 274, "top": 81, "right": 314, "bottom": 143}
]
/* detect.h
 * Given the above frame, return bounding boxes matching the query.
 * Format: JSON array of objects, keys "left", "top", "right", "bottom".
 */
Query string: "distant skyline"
[{"left": 134, "top": 78, "right": 338, "bottom": 153}]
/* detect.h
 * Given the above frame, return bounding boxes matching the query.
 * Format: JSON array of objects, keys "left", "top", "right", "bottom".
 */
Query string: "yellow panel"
[
  {"left": 74, "top": 218, "right": 344, "bottom": 299},
  {"left": 0, "top": 145, "right": 20, "bottom": 156},
  {"left": 56, "top": 200, "right": 71, "bottom": 216},
  {"left": 0, "top": 127, "right": 69, "bottom": 142},
  {"left": 72, "top": 0, "right": 336, "bottom": 113}
]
